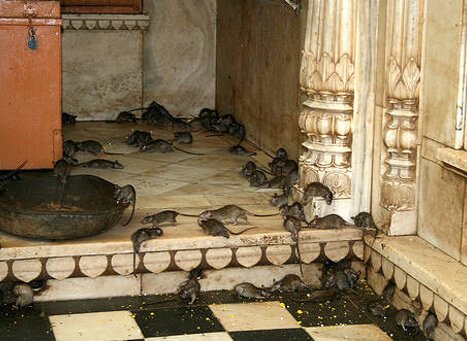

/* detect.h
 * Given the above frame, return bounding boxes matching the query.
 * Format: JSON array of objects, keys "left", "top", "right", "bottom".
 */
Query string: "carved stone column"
[
  {"left": 297, "top": 0, "right": 356, "bottom": 219},
  {"left": 380, "top": 0, "right": 423, "bottom": 235}
]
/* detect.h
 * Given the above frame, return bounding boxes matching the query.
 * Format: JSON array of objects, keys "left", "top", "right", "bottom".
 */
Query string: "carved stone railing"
[
  {"left": 380, "top": 0, "right": 423, "bottom": 235},
  {"left": 297, "top": 0, "right": 356, "bottom": 219},
  {"left": 62, "top": 14, "right": 150, "bottom": 31}
]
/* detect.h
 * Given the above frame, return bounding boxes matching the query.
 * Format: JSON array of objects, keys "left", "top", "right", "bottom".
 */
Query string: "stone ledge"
[
  {"left": 0, "top": 229, "right": 363, "bottom": 283},
  {"left": 62, "top": 14, "right": 150, "bottom": 31},
  {"left": 365, "top": 235, "right": 467, "bottom": 336},
  {"left": 437, "top": 147, "right": 467, "bottom": 176}
]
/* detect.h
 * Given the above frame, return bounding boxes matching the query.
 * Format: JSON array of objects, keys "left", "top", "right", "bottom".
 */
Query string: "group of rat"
[{"left": 0, "top": 103, "right": 436, "bottom": 338}]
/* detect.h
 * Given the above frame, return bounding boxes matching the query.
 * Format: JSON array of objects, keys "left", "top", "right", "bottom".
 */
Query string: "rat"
[
  {"left": 267, "top": 175, "right": 286, "bottom": 189},
  {"left": 249, "top": 169, "right": 269, "bottom": 188},
  {"left": 240, "top": 161, "right": 257, "bottom": 177},
  {"left": 351, "top": 212, "right": 377, "bottom": 230},
  {"left": 62, "top": 112, "right": 77, "bottom": 124},
  {"left": 395, "top": 309, "right": 419, "bottom": 333},
  {"left": 234, "top": 282, "right": 270, "bottom": 300},
  {"left": 308, "top": 214, "right": 355, "bottom": 229},
  {"left": 126, "top": 130, "right": 154, "bottom": 147},
  {"left": 283, "top": 216, "right": 304, "bottom": 276},
  {"left": 13, "top": 283, "right": 34, "bottom": 308},
  {"left": 268, "top": 274, "right": 309, "bottom": 293},
  {"left": 282, "top": 169, "right": 299, "bottom": 194},
  {"left": 141, "top": 210, "right": 199, "bottom": 227},
  {"left": 76, "top": 140, "right": 124, "bottom": 155},
  {"left": 367, "top": 300, "right": 386, "bottom": 318},
  {"left": 54, "top": 159, "right": 71, "bottom": 203},
  {"left": 199, "top": 205, "right": 279, "bottom": 225},
  {"left": 198, "top": 218, "right": 230, "bottom": 238},
  {"left": 229, "top": 144, "right": 256, "bottom": 156},
  {"left": 381, "top": 282, "right": 395, "bottom": 303},
  {"left": 176, "top": 268, "right": 206, "bottom": 305},
  {"left": 76, "top": 159, "right": 124, "bottom": 169},
  {"left": 141, "top": 139, "right": 203, "bottom": 155},
  {"left": 115, "top": 184, "right": 136, "bottom": 226},
  {"left": 173, "top": 131, "right": 193, "bottom": 144},
  {"left": 281, "top": 202, "right": 307, "bottom": 223},
  {"left": 131, "top": 227, "right": 163, "bottom": 276},
  {"left": 63, "top": 140, "right": 79, "bottom": 164},
  {"left": 271, "top": 192, "right": 288, "bottom": 207},
  {"left": 198, "top": 218, "right": 256, "bottom": 238},
  {"left": 115, "top": 111, "right": 137, "bottom": 123},
  {"left": 302, "top": 182, "right": 333, "bottom": 205},
  {"left": 422, "top": 313, "right": 437, "bottom": 340}
]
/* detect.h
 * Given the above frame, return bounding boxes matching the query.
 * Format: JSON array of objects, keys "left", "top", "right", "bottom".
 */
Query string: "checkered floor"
[{"left": 0, "top": 285, "right": 424, "bottom": 341}]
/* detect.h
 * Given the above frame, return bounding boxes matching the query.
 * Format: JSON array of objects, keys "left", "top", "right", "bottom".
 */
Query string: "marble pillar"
[
  {"left": 297, "top": 0, "right": 356, "bottom": 220},
  {"left": 379, "top": 0, "right": 424, "bottom": 235}
]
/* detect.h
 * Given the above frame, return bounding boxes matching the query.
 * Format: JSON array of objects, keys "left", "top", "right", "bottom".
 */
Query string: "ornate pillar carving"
[
  {"left": 297, "top": 0, "right": 356, "bottom": 219},
  {"left": 380, "top": 0, "right": 423, "bottom": 234}
]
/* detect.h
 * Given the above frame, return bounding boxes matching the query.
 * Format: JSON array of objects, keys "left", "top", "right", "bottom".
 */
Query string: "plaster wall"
[
  {"left": 215, "top": 0, "right": 301, "bottom": 160},
  {"left": 418, "top": 0, "right": 467, "bottom": 262},
  {"left": 62, "top": 0, "right": 216, "bottom": 120},
  {"left": 143, "top": 0, "right": 217, "bottom": 118},
  {"left": 62, "top": 23, "right": 144, "bottom": 120}
]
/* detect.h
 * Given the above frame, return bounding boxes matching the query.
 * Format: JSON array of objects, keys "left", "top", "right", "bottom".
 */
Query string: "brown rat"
[
  {"left": 173, "top": 131, "right": 193, "bottom": 144},
  {"left": 176, "top": 268, "right": 205, "bottom": 305},
  {"left": 381, "top": 282, "right": 395, "bottom": 303},
  {"left": 77, "top": 140, "right": 124, "bottom": 155},
  {"left": 351, "top": 211, "right": 377, "bottom": 230},
  {"left": 198, "top": 218, "right": 230, "bottom": 238},
  {"left": 13, "top": 283, "right": 34, "bottom": 308},
  {"left": 199, "top": 205, "right": 279, "bottom": 225},
  {"left": 302, "top": 182, "right": 333, "bottom": 205},
  {"left": 271, "top": 192, "right": 288, "bottom": 207},
  {"left": 367, "top": 300, "right": 386, "bottom": 318},
  {"left": 281, "top": 202, "right": 306, "bottom": 223},
  {"left": 126, "top": 130, "right": 154, "bottom": 147},
  {"left": 115, "top": 184, "right": 136, "bottom": 226},
  {"left": 234, "top": 282, "right": 270, "bottom": 300},
  {"left": 269, "top": 274, "right": 309, "bottom": 293},
  {"left": 198, "top": 218, "right": 256, "bottom": 238},
  {"left": 131, "top": 227, "right": 163, "bottom": 276},
  {"left": 141, "top": 139, "right": 203, "bottom": 155},
  {"left": 76, "top": 159, "right": 124, "bottom": 169},
  {"left": 54, "top": 159, "right": 70, "bottom": 203},
  {"left": 395, "top": 309, "right": 419, "bottom": 333},
  {"left": 267, "top": 175, "right": 286, "bottom": 189},
  {"left": 248, "top": 169, "right": 269, "bottom": 188},
  {"left": 63, "top": 140, "right": 79, "bottom": 164},
  {"left": 308, "top": 214, "right": 354, "bottom": 229},
  {"left": 115, "top": 111, "right": 137, "bottom": 123},
  {"left": 283, "top": 217, "right": 304, "bottom": 276},
  {"left": 229, "top": 144, "right": 256, "bottom": 156},
  {"left": 422, "top": 313, "right": 437, "bottom": 340},
  {"left": 62, "top": 112, "right": 77, "bottom": 124},
  {"left": 141, "top": 210, "right": 199, "bottom": 227}
]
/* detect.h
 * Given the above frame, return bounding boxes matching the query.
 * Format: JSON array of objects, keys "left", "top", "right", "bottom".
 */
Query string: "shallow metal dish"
[{"left": 0, "top": 175, "right": 124, "bottom": 240}]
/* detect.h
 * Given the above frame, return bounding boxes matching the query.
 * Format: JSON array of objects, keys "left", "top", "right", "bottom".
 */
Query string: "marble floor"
[
  {"left": 0, "top": 283, "right": 424, "bottom": 341},
  {"left": 0, "top": 121, "right": 299, "bottom": 251}
]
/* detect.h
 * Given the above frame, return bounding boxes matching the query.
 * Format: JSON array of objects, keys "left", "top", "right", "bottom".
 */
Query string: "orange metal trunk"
[{"left": 0, "top": 1, "right": 62, "bottom": 170}]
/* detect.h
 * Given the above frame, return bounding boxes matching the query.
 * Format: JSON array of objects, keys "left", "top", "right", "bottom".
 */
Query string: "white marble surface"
[{"left": 49, "top": 310, "right": 144, "bottom": 341}]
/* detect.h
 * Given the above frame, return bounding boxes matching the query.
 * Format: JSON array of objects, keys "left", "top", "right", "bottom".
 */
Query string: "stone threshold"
[{"left": 365, "top": 234, "right": 467, "bottom": 337}]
